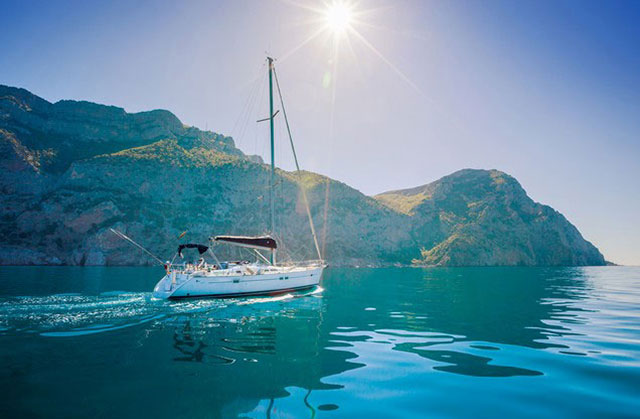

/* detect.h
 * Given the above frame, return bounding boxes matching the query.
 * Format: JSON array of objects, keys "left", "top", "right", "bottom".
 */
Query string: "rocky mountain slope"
[
  {"left": 375, "top": 170, "right": 605, "bottom": 266},
  {"left": 0, "top": 84, "right": 605, "bottom": 266}
]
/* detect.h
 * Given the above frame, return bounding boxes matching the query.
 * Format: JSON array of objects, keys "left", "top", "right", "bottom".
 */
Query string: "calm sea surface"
[{"left": 0, "top": 266, "right": 639, "bottom": 418}]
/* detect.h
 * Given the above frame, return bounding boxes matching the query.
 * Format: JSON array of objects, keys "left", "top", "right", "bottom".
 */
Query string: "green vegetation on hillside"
[{"left": 0, "top": 85, "right": 606, "bottom": 267}]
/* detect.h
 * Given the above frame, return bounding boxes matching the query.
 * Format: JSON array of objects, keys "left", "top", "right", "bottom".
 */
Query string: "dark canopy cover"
[
  {"left": 213, "top": 235, "right": 277, "bottom": 250},
  {"left": 178, "top": 244, "right": 209, "bottom": 258}
]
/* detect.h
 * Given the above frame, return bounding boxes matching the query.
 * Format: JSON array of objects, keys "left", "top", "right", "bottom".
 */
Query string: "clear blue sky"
[{"left": 1, "top": 0, "right": 639, "bottom": 265}]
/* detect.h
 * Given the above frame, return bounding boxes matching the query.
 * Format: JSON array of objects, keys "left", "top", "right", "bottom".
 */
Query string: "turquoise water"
[{"left": 0, "top": 266, "right": 639, "bottom": 418}]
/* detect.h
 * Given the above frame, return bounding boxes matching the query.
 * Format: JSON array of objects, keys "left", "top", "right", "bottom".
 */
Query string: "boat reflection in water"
[{"left": 155, "top": 288, "right": 353, "bottom": 417}]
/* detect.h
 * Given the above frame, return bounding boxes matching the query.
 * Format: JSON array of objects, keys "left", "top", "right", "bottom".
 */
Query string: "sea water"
[{"left": 0, "top": 266, "right": 638, "bottom": 417}]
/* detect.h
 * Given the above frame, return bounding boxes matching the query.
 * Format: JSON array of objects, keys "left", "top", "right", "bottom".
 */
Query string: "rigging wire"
[
  {"left": 223, "top": 167, "right": 272, "bottom": 238},
  {"left": 272, "top": 65, "right": 323, "bottom": 260},
  {"left": 109, "top": 228, "right": 164, "bottom": 266},
  {"left": 219, "top": 59, "right": 324, "bottom": 263},
  {"left": 223, "top": 63, "right": 273, "bottom": 237},
  {"left": 230, "top": 62, "right": 267, "bottom": 153},
  {"left": 251, "top": 71, "right": 269, "bottom": 157}
]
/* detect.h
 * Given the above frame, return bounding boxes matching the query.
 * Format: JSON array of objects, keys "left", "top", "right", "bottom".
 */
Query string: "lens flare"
[{"left": 325, "top": 1, "right": 352, "bottom": 34}]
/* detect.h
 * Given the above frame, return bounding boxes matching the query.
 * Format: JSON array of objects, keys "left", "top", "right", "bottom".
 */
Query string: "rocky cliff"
[{"left": 0, "top": 84, "right": 605, "bottom": 266}]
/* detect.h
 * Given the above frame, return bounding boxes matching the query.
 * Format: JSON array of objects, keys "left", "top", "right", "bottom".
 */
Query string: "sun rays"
[{"left": 278, "top": 0, "right": 420, "bottom": 94}]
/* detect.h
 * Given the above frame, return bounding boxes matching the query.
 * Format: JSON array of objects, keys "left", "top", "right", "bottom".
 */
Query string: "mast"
[{"left": 268, "top": 57, "right": 276, "bottom": 264}]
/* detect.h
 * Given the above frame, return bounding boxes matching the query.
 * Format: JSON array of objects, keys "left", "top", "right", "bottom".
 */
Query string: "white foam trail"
[
  {"left": 0, "top": 284, "right": 325, "bottom": 337},
  {"left": 309, "top": 286, "right": 324, "bottom": 295},
  {"left": 41, "top": 314, "right": 164, "bottom": 337},
  {"left": 237, "top": 294, "right": 294, "bottom": 305}
]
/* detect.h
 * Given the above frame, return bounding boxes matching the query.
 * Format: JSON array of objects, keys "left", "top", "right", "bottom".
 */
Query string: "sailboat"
[{"left": 152, "top": 57, "right": 325, "bottom": 299}]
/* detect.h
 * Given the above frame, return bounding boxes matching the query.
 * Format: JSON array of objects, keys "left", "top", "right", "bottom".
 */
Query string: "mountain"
[
  {"left": 0, "top": 84, "right": 605, "bottom": 266},
  {"left": 375, "top": 170, "right": 605, "bottom": 266}
]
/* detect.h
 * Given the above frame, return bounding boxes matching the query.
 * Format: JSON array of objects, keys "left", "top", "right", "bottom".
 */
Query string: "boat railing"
[
  {"left": 168, "top": 261, "right": 246, "bottom": 271},
  {"left": 168, "top": 259, "right": 325, "bottom": 273},
  {"left": 276, "top": 259, "right": 325, "bottom": 268}
]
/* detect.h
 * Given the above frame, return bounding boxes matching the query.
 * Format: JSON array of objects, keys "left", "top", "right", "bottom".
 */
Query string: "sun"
[
  {"left": 325, "top": 1, "right": 353, "bottom": 35},
  {"left": 281, "top": 0, "right": 417, "bottom": 92}
]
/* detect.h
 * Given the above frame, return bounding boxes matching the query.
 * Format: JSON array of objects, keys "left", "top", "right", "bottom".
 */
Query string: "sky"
[{"left": 1, "top": 0, "right": 639, "bottom": 265}]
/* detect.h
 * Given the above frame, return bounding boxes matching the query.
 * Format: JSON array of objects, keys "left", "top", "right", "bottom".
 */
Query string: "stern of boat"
[{"left": 153, "top": 273, "right": 176, "bottom": 299}]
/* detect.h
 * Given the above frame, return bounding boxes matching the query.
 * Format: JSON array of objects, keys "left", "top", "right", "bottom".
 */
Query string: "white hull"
[{"left": 153, "top": 264, "right": 324, "bottom": 299}]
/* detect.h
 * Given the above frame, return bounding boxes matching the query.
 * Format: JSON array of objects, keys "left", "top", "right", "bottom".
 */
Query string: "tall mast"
[{"left": 268, "top": 57, "right": 276, "bottom": 264}]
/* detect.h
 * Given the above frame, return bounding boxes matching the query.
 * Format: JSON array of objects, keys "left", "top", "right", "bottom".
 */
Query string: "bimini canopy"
[
  {"left": 213, "top": 235, "right": 277, "bottom": 250},
  {"left": 178, "top": 244, "right": 209, "bottom": 258}
]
